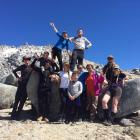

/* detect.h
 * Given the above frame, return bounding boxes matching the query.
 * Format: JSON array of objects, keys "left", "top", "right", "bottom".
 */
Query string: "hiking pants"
[
  {"left": 59, "top": 88, "right": 68, "bottom": 118},
  {"left": 11, "top": 81, "right": 27, "bottom": 117},
  {"left": 86, "top": 95, "right": 97, "bottom": 121},
  {"left": 66, "top": 98, "right": 81, "bottom": 122},
  {"left": 70, "top": 49, "right": 84, "bottom": 71},
  {"left": 52, "top": 47, "right": 63, "bottom": 71}
]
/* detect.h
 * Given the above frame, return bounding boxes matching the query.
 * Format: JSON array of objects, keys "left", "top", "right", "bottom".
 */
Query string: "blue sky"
[{"left": 0, "top": 0, "right": 140, "bottom": 69}]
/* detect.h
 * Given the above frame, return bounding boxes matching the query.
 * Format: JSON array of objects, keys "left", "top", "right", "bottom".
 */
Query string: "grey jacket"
[{"left": 68, "top": 80, "right": 83, "bottom": 98}]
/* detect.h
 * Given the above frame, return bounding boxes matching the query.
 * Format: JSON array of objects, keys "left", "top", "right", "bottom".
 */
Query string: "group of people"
[{"left": 10, "top": 23, "right": 126, "bottom": 126}]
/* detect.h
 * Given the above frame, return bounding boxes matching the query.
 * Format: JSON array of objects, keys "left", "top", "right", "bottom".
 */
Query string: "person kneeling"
[{"left": 65, "top": 71, "right": 83, "bottom": 124}]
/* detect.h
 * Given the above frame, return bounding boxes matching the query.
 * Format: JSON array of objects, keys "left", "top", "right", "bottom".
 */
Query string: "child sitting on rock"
[{"left": 65, "top": 71, "right": 83, "bottom": 123}]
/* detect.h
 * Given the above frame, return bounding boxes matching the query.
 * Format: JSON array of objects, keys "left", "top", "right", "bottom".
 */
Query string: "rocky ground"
[{"left": 0, "top": 106, "right": 140, "bottom": 140}]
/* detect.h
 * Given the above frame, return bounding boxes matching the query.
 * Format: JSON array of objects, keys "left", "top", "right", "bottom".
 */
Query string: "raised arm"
[{"left": 50, "top": 22, "right": 59, "bottom": 33}]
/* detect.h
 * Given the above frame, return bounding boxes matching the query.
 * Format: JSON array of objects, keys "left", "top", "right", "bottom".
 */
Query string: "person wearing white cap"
[{"left": 69, "top": 29, "right": 92, "bottom": 71}]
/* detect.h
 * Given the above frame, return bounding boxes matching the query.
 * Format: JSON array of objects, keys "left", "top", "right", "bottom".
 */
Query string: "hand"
[
  {"left": 50, "top": 22, "right": 54, "bottom": 27},
  {"left": 18, "top": 77, "right": 22, "bottom": 81},
  {"left": 34, "top": 53, "right": 39, "bottom": 59},
  {"left": 70, "top": 96, "right": 75, "bottom": 101}
]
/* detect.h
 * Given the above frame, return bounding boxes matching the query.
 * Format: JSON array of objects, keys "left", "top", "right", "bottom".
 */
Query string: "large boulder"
[
  {"left": 98, "top": 78, "right": 140, "bottom": 119},
  {"left": 0, "top": 83, "right": 17, "bottom": 109},
  {"left": 0, "top": 74, "right": 18, "bottom": 86},
  {"left": 117, "top": 78, "right": 140, "bottom": 117},
  {"left": 5, "top": 74, "right": 18, "bottom": 86},
  {"left": 26, "top": 71, "right": 40, "bottom": 114}
]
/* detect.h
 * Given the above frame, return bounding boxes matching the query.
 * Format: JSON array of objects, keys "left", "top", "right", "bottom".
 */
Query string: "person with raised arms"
[{"left": 50, "top": 22, "right": 70, "bottom": 71}]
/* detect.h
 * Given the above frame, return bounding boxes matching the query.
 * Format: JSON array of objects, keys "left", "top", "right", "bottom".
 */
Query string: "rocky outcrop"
[
  {"left": 131, "top": 69, "right": 140, "bottom": 75},
  {"left": 5, "top": 74, "right": 18, "bottom": 86},
  {"left": 0, "top": 83, "right": 17, "bottom": 109}
]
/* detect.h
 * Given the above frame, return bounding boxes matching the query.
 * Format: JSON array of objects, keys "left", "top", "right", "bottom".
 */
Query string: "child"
[{"left": 65, "top": 71, "right": 83, "bottom": 123}]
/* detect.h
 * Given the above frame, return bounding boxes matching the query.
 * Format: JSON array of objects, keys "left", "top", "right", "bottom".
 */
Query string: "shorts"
[{"left": 105, "top": 86, "right": 122, "bottom": 97}]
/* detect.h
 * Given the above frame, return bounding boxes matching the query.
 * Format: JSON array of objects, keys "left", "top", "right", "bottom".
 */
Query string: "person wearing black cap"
[
  {"left": 103, "top": 55, "right": 117, "bottom": 84},
  {"left": 102, "top": 65, "right": 126, "bottom": 125},
  {"left": 50, "top": 22, "right": 70, "bottom": 71},
  {"left": 11, "top": 56, "right": 32, "bottom": 120}
]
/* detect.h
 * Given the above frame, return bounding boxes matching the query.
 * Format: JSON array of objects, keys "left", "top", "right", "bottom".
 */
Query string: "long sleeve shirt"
[
  {"left": 70, "top": 36, "right": 92, "bottom": 50},
  {"left": 13, "top": 64, "right": 32, "bottom": 83},
  {"left": 54, "top": 32, "right": 69, "bottom": 50},
  {"left": 68, "top": 80, "right": 83, "bottom": 98}
]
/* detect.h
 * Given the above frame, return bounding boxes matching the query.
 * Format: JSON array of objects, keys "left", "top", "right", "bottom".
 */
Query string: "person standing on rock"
[
  {"left": 69, "top": 29, "right": 92, "bottom": 71},
  {"left": 102, "top": 65, "right": 126, "bottom": 126},
  {"left": 11, "top": 56, "right": 32, "bottom": 120},
  {"left": 50, "top": 22, "right": 70, "bottom": 71}
]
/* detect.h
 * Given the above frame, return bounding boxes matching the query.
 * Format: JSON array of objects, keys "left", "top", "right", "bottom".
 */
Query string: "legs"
[
  {"left": 65, "top": 99, "right": 80, "bottom": 123},
  {"left": 70, "top": 49, "right": 84, "bottom": 71},
  {"left": 102, "top": 92, "right": 112, "bottom": 125},
  {"left": 52, "top": 47, "right": 63, "bottom": 71},
  {"left": 102, "top": 87, "right": 122, "bottom": 125},
  {"left": 16, "top": 92, "right": 27, "bottom": 115},
  {"left": 86, "top": 95, "right": 97, "bottom": 121},
  {"left": 79, "top": 93, "right": 87, "bottom": 120},
  {"left": 112, "top": 87, "right": 122, "bottom": 113},
  {"left": 70, "top": 50, "right": 78, "bottom": 71},
  {"left": 11, "top": 83, "right": 27, "bottom": 119},
  {"left": 102, "top": 92, "right": 111, "bottom": 110},
  {"left": 11, "top": 87, "right": 22, "bottom": 118},
  {"left": 59, "top": 88, "right": 68, "bottom": 120},
  {"left": 77, "top": 50, "right": 84, "bottom": 65}
]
